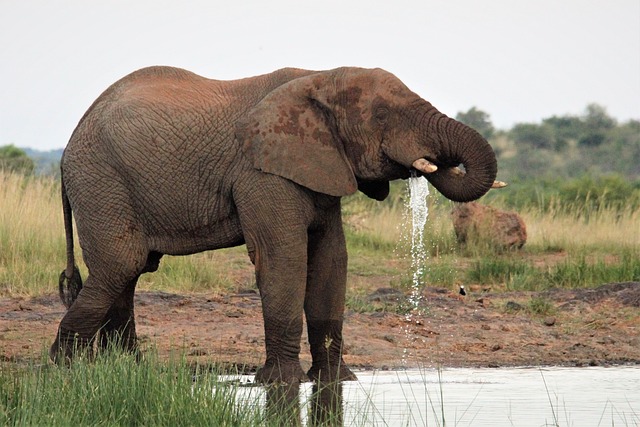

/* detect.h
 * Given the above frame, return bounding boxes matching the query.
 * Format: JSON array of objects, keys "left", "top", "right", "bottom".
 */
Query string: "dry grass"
[
  {"left": 0, "top": 172, "right": 66, "bottom": 295},
  {"left": 1, "top": 171, "right": 637, "bottom": 298},
  {"left": 523, "top": 204, "right": 640, "bottom": 251}
]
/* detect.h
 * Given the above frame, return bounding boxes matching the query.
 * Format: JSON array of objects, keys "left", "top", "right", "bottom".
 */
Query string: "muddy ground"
[{"left": 1, "top": 281, "right": 638, "bottom": 372}]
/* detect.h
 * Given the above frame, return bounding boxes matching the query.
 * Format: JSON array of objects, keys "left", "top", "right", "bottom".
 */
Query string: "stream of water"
[
  {"left": 401, "top": 174, "right": 431, "bottom": 364},
  {"left": 407, "top": 173, "right": 430, "bottom": 310}
]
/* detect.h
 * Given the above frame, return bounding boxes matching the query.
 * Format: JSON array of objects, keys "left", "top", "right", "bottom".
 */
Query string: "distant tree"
[
  {"left": 542, "top": 115, "right": 584, "bottom": 144},
  {"left": 593, "top": 119, "right": 640, "bottom": 177},
  {"left": 578, "top": 132, "right": 606, "bottom": 147},
  {"left": 500, "top": 105, "right": 639, "bottom": 182},
  {"left": 509, "top": 123, "right": 554, "bottom": 150},
  {"left": 583, "top": 103, "right": 616, "bottom": 132},
  {"left": 578, "top": 104, "right": 616, "bottom": 148},
  {"left": 456, "top": 107, "right": 495, "bottom": 140},
  {"left": 0, "top": 145, "right": 35, "bottom": 175}
]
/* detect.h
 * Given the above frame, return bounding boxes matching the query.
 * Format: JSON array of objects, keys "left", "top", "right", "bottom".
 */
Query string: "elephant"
[{"left": 50, "top": 65, "right": 504, "bottom": 384}]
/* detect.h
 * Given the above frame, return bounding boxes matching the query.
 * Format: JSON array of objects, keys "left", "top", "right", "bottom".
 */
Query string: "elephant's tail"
[{"left": 59, "top": 177, "right": 83, "bottom": 309}]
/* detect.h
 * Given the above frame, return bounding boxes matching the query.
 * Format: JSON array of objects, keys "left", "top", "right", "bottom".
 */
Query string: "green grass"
[
  {"left": 466, "top": 256, "right": 540, "bottom": 290},
  {"left": 137, "top": 247, "right": 252, "bottom": 294},
  {"left": 0, "top": 349, "right": 266, "bottom": 426},
  {"left": 421, "top": 259, "right": 460, "bottom": 288},
  {"left": 527, "top": 296, "right": 556, "bottom": 316},
  {"left": 465, "top": 249, "right": 640, "bottom": 292},
  {"left": 545, "top": 249, "right": 640, "bottom": 289},
  {"left": 0, "top": 346, "right": 392, "bottom": 427}
]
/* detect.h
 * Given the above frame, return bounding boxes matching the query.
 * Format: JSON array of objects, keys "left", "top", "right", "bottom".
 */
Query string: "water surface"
[{"left": 228, "top": 366, "right": 640, "bottom": 426}]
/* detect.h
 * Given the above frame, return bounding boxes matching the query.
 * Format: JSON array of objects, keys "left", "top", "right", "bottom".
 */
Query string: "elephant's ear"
[{"left": 236, "top": 73, "right": 358, "bottom": 197}]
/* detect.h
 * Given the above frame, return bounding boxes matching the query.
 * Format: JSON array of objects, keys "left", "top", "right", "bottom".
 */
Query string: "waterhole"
[{"left": 222, "top": 367, "right": 640, "bottom": 426}]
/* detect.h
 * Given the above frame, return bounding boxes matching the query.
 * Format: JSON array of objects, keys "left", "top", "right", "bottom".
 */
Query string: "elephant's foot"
[
  {"left": 307, "top": 362, "right": 357, "bottom": 383},
  {"left": 49, "top": 332, "right": 93, "bottom": 365},
  {"left": 98, "top": 328, "right": 138, "bottom": 354},
  {"left": 255, "top": 359, "right": 308, "bottom": 385},
  {"left": 99, "top": 334, "right": 142, "bottom": 363},
  {"left": 306, "top": 320, "right": 356, "bottom": 382}
]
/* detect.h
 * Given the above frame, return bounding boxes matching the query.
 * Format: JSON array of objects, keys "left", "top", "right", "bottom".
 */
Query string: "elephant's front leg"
[
  {"left": 250, "top": 235, "right": 309, "bottom": 384},
  {"left": 305, "top": 205, "right": 357, "bottom": 382},
  {"left": 238, "top": 181, "right": 311, "bottom": 384}
]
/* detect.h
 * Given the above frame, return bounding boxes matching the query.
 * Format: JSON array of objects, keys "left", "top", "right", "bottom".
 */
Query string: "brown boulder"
[{"left": 452, "top": 202, "right": 527, "bottom": 249}]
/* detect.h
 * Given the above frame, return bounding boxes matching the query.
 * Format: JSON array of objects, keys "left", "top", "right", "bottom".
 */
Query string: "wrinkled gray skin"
[{"left": 50, "top": 66, "right": 498, "bottom": 384}]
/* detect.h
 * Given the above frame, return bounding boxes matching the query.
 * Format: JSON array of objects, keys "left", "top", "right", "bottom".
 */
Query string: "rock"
[
  {"left": 616, "top": 282, "right": 640, "bottom": 307},
  {"left": 597, "top": 336, "right": 616, "bottom": 345},
  {"left": 544, "top": 317, "right": 556, "bottom": 326},
  {"left": 505, "top": 301, "right": 524, "bottom": 312},
  {"left": 368, "top": 287, "right": 403, "bottom": 302},
  {"left": 452, "top": 202, "right": 527, "bottom": 249},
  {"left": 224, "top": 309, "right": 243, "bottom": 318},
  {"left": 382, "top": 335, "right": 396, "bottom": 343}
]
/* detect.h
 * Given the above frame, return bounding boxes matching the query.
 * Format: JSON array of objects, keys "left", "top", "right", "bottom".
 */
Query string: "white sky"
[{"left": 1, "top": 0, "right": 639, "bottom": 151}]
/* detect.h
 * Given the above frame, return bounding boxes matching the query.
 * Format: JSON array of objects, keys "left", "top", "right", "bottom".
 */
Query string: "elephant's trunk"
[{"left": 425, "top": 116, "right": 497, "bottom": 203}]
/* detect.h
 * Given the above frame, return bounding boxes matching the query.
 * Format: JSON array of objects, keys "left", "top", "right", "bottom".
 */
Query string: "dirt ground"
[{"left": 1, "top": 279, "right": 639, "bottom": 372}]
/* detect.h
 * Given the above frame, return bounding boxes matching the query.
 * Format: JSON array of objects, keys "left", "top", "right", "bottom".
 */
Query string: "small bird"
[{"left": 459, "top": 285, "right": 467, "bottom": 296}]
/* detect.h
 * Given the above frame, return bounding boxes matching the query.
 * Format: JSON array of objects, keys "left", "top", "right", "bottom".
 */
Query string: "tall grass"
[
  {"left": 2, "top": 170, "right": 638, "bottom": 298},
  {"left": 136, "top": 247, "right": 252, "bottom": 294},
  {"left": 545, "top": 248, "right": 640, "bottom": 288},
  {"left": 0, "top": 348, "right": 266, "bottom": 426},
  {"left": 523, "top": 201, "right": 640, "bottom": 252},
  {"left": 0, "top": 171, "right": 248, "bottom": 297},
  {"left": 0, "top": 173, "right": 65, "bottom": 295},
  {"left": 464, "top": 245, "right": 639, "bottom": 291}
]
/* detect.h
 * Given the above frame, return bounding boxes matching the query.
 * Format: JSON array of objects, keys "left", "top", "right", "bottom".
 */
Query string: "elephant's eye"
[{"left": 374, "top": 107, "right": 389, "bottom": 124}]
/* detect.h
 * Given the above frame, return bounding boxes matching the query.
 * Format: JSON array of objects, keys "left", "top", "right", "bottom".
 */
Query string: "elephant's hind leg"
[
  {"left": 98, "top": 280, "right": 138, "bottom": 354},
  {"left": 98, "top": 252, "right": 163, "bottom": 354},
  {"left": 50, "top": 214, "right": 150, "bottom": 363}
]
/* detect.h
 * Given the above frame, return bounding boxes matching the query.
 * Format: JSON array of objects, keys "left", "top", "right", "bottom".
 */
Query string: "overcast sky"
[{"left": 1, "top": 0, "right": 639, "bottom": 151}]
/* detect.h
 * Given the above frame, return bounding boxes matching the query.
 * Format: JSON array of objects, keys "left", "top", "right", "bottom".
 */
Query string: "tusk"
[
  {"left": 412, "top": 158, "right": 438, "bottom": 174},
  {"left": 444, "top": 166, "right": 507, "bottom": 189}
]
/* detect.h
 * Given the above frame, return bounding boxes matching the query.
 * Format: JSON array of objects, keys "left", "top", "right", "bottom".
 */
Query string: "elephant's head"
[{"left": 237, "top": 67, "right": 503, "bottom": 202}]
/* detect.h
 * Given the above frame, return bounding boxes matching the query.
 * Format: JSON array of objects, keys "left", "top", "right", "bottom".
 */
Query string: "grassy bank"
[
  {"left": 343, "top": 181, "right": 640, "bottom": 293},
  {"left": 1, "top": 171, "right": 638, "bottom": 300},
  {"left": 0, "top": 348, "right": 266, "bottom": 426}
]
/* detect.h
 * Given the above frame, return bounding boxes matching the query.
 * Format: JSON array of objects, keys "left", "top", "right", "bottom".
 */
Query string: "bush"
[
  {"left": 486, "top": 174, "right": 640, "bottom": 214},
  {"left": 0, "top": 145, "right": 34, "bottom": 175},
  {"left": 558, "top": 174, "right": 639, "bottom": 212}
]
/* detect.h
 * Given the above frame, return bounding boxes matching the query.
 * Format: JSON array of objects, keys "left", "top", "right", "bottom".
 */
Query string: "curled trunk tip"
[{"left": 426, "top": 121, "right": 498, "bottom": 202}]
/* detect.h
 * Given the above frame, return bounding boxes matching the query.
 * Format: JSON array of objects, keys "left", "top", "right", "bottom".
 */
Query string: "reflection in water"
[
  {"left": 264, "top": 381, "right": 344, "bottom": 426},
  {"left": 234, "top": 367, "right": 640, "bottom": 427},
  {"left": 265, "top": 382, "right": 301, "bottom": 426},
  {"left": 308, "top": 382, "right": 343, "bottom": 426}
]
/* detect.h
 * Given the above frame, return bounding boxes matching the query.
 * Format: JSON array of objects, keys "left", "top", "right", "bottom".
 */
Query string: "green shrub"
[
  {"left": 486, "top": 174, "right": 640, "bottom": 214},
  {"left": 545, "top": 250, "right": 640, "bottom": 288},
  {"left": 466, "top": 257, "right": 540, "bottom": 290},
  {"left": 527, "top": 297, "right": 556, "bottom": 316}
]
